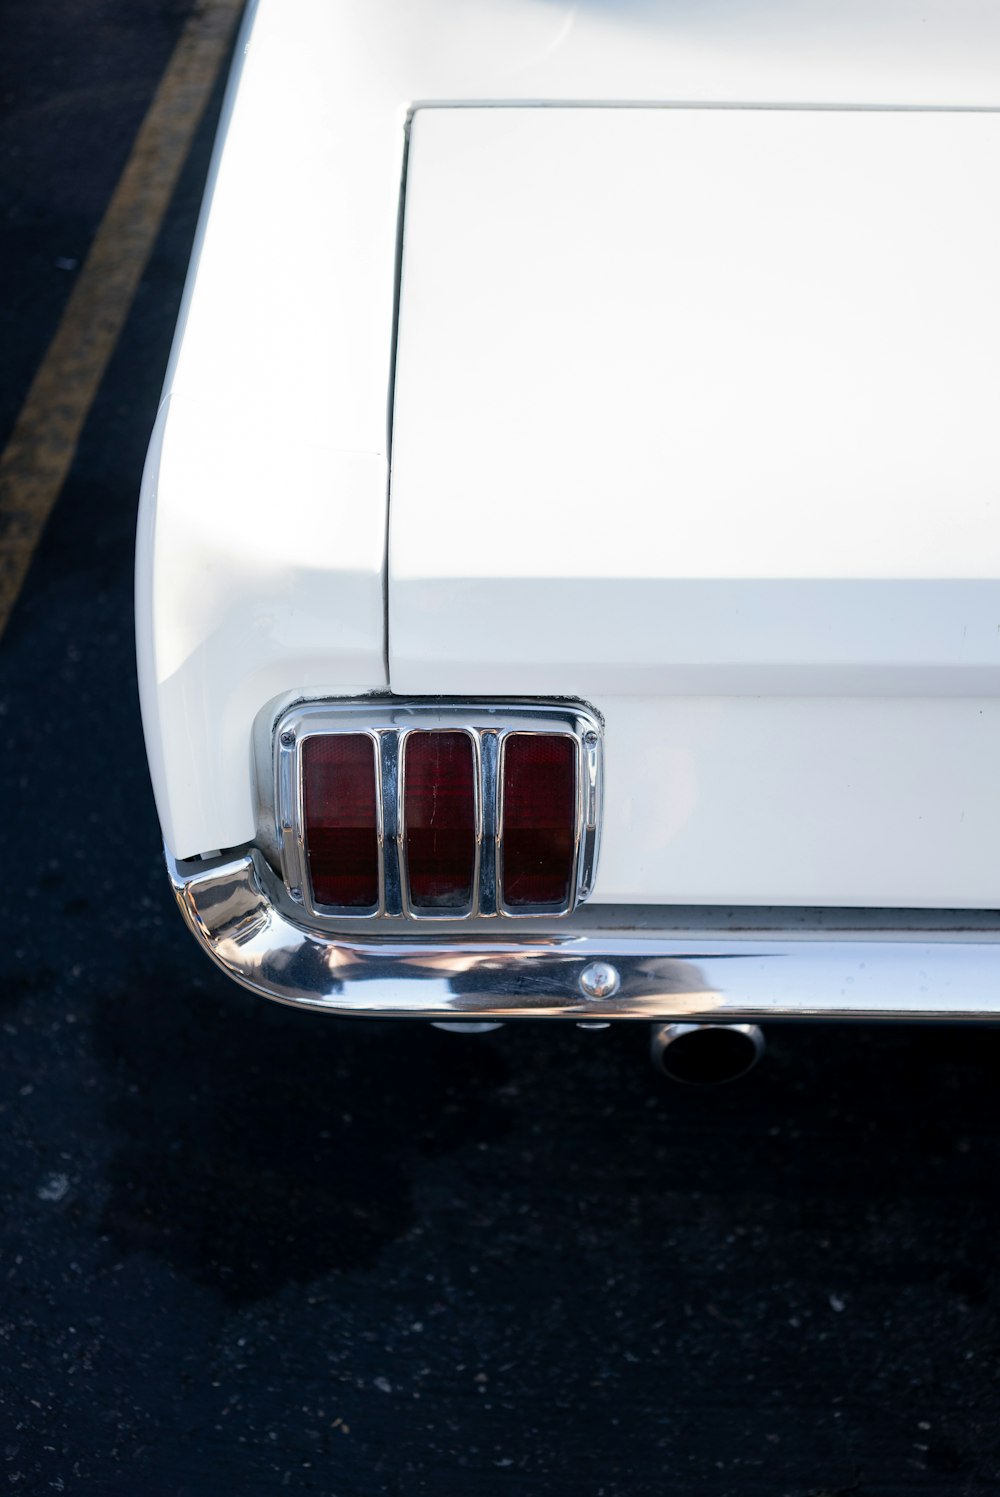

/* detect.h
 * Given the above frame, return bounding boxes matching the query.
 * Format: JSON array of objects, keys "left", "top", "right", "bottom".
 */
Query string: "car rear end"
[{"left": 139, "top": 0, "right": 1000, "bottom": 1032}]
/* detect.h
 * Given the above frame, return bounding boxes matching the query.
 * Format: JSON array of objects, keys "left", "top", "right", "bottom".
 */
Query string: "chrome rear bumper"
[{"left": 169, "top": 850, "right": 1000, "bottom": 1021}]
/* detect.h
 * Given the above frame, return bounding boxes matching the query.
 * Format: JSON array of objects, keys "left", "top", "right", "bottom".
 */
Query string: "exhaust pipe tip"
[{"left": 651, "top": 1022, "right": 764, "bottom": 1085}]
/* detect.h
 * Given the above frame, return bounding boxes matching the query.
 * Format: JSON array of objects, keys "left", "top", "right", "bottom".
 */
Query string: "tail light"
[
  {"left": 281, "top": 704, "right": 601, "bottom": 921},
  {"left": 500, "top": 734, "right": 576, "bottom": 910},
  {"left": 402, "top": 731, "right": 477, "bottom": 911},
  {"left": 301, "top": 734, "right": 380, "bottom": 911}
]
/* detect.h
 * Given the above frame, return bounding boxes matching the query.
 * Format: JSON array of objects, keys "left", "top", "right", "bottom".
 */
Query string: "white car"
[{"left": 136, "top": 0, "right": 1000, "bottom": 1078}]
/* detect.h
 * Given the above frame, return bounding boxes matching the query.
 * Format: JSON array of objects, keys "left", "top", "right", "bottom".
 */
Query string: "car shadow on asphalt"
[{"left": 91, "top": 959, "right": 515, "bottom": 1305}]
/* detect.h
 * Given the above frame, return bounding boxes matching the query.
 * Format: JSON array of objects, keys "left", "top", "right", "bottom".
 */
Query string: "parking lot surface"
[{"left": 2, "top": 5, "right": 1000, "bottom": 1493}]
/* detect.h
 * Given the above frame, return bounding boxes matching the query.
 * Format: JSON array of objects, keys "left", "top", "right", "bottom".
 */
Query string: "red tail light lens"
[
  {"left": 501, "top": 734, "right": 577, "bottom": 908},
  {"left": 302, "top": 734, "right": 379, "bottom": 909},
  {"left": 404, "top": 731, "right": 477, "bottom": 909}
]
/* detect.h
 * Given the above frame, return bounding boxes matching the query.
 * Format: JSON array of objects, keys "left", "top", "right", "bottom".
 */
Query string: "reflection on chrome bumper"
[{"left": 169, "top": 850, "right": 1000, "bottom": 1021}]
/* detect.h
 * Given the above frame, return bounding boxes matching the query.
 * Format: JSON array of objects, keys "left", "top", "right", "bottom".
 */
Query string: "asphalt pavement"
[{"left": 3, "top": 5, "right": 1000, "bottom": 1494}]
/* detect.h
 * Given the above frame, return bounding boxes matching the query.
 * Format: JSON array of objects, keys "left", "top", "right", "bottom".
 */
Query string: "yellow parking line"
[{"left": 0, "top": 0, "right": 244, "bottom": 639}]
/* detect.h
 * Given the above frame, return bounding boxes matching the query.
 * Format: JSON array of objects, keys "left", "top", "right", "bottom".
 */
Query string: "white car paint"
[
  {"left": 137, "top": 0, "right": 1000, "bottom": 909},
  {"left": 390, "top": 107, "right": 1000, "bottom": 697},
  {"left": 597, "top": 696, "right": 1000, "bottom": 909}
]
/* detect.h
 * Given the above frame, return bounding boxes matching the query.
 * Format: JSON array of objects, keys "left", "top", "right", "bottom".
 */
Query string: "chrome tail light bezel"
[{"left": 271, "top": 700, "right": 603, "bottom": 923}]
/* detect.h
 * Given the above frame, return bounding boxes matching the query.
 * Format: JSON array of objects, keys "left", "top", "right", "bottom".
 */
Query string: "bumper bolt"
[{"left": 579, "top": 961, "right": 620, "bottom": 1000}]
